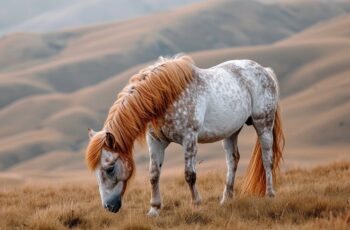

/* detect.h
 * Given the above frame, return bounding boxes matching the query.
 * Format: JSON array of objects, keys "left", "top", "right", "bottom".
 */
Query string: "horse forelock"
[
  {"left": 99, "top": 54, "right": 195, "bottom": 165},
  {"left": 85, "top": 131, "right": 106, "bottom": 171},
  {"left": 85, "top": 130, "right": 136, "bottom": 173}
]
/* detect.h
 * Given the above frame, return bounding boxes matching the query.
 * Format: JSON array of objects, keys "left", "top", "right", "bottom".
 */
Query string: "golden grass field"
[{"left": 1, "top": 161, "right": 349, "bottom": 230}]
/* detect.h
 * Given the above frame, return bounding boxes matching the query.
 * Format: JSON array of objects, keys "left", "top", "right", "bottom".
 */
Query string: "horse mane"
[{"left": 86, "top": 54, "right": 195, "bottom": 171}]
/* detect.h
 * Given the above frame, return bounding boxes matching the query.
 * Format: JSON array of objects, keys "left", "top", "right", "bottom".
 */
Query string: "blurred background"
[{"left": 0, "top": 0, "right": 349, "bottom": 182}]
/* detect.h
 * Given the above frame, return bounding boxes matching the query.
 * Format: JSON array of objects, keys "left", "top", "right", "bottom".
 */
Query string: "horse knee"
[
  {"left": 185, "top": 170, "right": 196, "bottom": 186},
  {"left": 149, "top": 168, "right": 160, "bottom": 185},
  {"left": 150, "top": 176, "right": 158, "bottom": 186}
]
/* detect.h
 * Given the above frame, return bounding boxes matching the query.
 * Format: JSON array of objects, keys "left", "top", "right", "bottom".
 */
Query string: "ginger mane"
[{"left": 86, "top": 55, "right": 195, "bottom": 171}]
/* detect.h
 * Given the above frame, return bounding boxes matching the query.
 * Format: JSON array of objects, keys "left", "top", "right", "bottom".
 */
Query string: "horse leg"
[
  {"left": 183, "top": 133, "right": 202, "bottom": 206},
  {"left": 146, "top": 132, "right": 169, "bottom": 216},
  {"left": 220, "top": 131, "right": 240, "bottom": 205},
  {"left": 253, "top": 113, "right": 275, "bottom": 197}
]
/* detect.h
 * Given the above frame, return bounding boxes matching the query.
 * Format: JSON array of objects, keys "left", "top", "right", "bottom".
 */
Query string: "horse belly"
[{"left": 197, "top": 70, "right": 251, "bottom": 143}]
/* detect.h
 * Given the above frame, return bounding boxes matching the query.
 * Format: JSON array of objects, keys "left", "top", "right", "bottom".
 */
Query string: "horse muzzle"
[{"left": 104, "top": 194, "right": 122, "bottom": 213}]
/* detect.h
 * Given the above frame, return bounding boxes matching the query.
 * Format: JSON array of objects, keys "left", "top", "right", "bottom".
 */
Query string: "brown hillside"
[
  {"left": 0, "top": 3, "right": 349, "bottom": 172},
  {"left": 0, "top": 0, "right": 348, "bottom": 108}
]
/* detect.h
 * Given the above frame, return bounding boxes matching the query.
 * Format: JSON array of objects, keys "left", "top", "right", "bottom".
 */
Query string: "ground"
[{"left": 0, "top": 161, "right": 349, "bottom": 230}]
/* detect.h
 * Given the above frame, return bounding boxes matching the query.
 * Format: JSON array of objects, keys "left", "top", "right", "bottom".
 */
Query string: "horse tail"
[{"left": 240, "top": 105, "right": 285, "bottom": 196}]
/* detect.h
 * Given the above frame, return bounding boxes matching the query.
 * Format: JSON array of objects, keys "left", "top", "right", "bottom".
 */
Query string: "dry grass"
[{"left": 1, "top": 162, "right": 349, "bottom": 230}]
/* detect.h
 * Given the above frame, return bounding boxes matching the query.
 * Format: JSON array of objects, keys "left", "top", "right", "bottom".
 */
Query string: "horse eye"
[{"left": 106, "top": 166, "right": 115, "bottom": 176}]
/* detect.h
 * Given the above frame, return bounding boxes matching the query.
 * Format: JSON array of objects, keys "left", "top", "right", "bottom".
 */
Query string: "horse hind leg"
[
  {"left": 253, "top": 111, "right": 276, "bottom": 197},
  {"left": 220, "top": 129, "right": 241, "bottom": 205}
]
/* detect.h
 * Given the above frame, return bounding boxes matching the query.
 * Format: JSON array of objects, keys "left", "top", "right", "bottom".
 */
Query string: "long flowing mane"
[{"left": 86, "top": 55, "right": 195, "bottom": 171}]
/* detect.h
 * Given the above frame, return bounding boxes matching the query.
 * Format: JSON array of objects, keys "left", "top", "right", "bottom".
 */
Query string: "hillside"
[
  {"left": 1, "top": 0, "right": 349, "bottom": 106},
  {"left": 0, "top": 0, "right": 202, "bottom": 35},
  {"left": 0, "top": 0, "right": 73, "bottom": 34},
  {"left": 0, "top": 0, "right": 349, "bottom": 172}
]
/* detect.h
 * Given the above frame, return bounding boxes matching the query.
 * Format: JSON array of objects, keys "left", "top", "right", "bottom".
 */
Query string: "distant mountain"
[
  {"left": 0, "top": 0, "right": 73, "bottom": 33},
  {"left": 0, "top": 0, "right": 202, "bottom": 35},
  {"left": 1, "top": 0, "right": 348, "bottom": 108}
]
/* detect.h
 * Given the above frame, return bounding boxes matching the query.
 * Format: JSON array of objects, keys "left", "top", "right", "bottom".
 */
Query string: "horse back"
[{"left": 215, "top": 60, "right": 279, "bottom": 115}]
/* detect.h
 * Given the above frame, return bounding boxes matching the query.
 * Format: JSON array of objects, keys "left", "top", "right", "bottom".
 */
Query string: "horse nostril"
[
  {"left": 104, "top": 196, "right": 122, "bottom": 213},
  {"left": 105, "top": 203, "right": 114, "bottom": 210}
]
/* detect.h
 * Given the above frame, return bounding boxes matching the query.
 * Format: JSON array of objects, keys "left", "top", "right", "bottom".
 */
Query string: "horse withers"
[{"left": 86, "top": 55, "right": 285, "bottom": 215}]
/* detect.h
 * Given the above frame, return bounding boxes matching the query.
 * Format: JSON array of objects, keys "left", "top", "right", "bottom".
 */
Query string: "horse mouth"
[
  {"left": 107, "top": 206, "right": 120, "bottom": 213},
  {"left": 104, "top": 198, "right": 122, "bottom": 213},
  {"left": 104, "top": 203, "right": 121, "bottom": 213}
]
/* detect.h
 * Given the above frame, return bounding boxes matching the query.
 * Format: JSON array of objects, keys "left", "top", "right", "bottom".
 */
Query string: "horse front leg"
[
  {"left": 183, "top": 133, "right": 202, "bottom": 206},
  {"left": 220, "top": 133, "right": 240, "bottom": 205},
  {"left": 146, "top": 132, "right": 169, "bottom": 217}
]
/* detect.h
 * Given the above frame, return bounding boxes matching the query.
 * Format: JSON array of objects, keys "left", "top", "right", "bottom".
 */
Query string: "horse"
[{"left": 85, "top": 54, "right": 285, "bottom": 216}]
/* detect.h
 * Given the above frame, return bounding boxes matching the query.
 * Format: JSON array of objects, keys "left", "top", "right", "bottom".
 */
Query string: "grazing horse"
[{"left": 86, "top": 55, "right": 285, "bottom": 215}]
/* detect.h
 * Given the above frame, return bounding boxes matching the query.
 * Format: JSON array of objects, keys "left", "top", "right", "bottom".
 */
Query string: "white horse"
[{"left": 86, "top": 55, "right": 284, "bottom": 215}]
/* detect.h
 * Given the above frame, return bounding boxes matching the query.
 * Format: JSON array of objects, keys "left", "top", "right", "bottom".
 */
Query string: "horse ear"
[
  {"left": 88, "top": 128, "right": 96, "bottom": 139},
  {"left": 105, "top": 132, "right": 116, "bottom": 149}
]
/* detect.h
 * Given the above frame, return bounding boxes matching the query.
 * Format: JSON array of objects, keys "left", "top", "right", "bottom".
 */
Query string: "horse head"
[{"left": 87, "top": 128, "right": 134, "bottom": 213}]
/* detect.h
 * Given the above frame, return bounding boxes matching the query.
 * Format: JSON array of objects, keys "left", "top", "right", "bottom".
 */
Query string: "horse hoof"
[
  {"left": 266, "top": 191, "right": 276, "bottom": 198},
  {"left": 220, "top": 199, "right": 225, "bottom": 205},
  {"left": 147, "top": 207, "right": 160, "bottom": 217},
  {"left": 220, "top": 191, "right": 233, "bottom": 205},
  {"left": 220, "top": 196, "right": 228, "bottom": 205},
  {"left": 193, "top": 195, "right": 202, "bottom": 206}
]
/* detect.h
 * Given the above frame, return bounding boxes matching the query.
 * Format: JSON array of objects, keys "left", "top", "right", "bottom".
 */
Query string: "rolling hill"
[
  {"left": 0, "top": 0, "right": 202, "bottom": 35},
  {"left": 1, "top": 0, "right": 349, "bottom": 107},
  {"left": 0, "top": 0, "right": 349, "bottom": 174}
]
